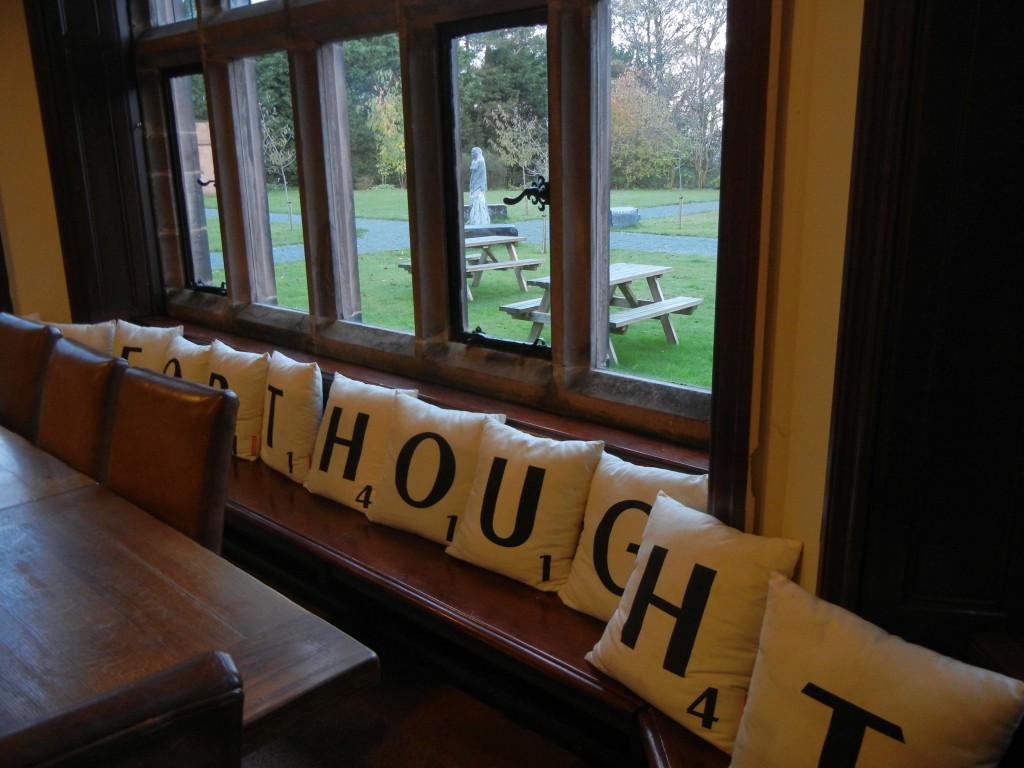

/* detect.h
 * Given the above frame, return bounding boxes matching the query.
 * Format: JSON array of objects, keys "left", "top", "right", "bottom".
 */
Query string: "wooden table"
[
  {"left": 500, "top": 263, "right": 703, "bottom": 363},
  {"left": 399, "top": 235, "right": 543, "bottom": 300},
  {"left": 0, "top": 426, "right": 380, "bottom": 753},
  {"left": 0, "top": 426, "right": 95, "bottom": 510}
]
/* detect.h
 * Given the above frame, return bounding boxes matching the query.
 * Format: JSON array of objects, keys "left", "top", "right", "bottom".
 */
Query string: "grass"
[{"left": 204, "top": 187, "right": 719, "bottom": 388}]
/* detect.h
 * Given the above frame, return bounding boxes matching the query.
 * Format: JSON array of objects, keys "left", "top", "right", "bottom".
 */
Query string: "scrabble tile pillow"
[
  {"left": 304, "top": 374, "right": 415, "bottom": 510},
  {"left": 208, "top": 339, "right": 270, "bottom": 460},
  {"left": 161, "top": 335, "right": 211, "bottom": 384},
  {"left": 260, "top": 351, "right": 323, "bottom": 483},
  {"left": 586, "top": 493, "right": 802, "bottom": 754},
  {"left": 730, "top": 573, "right": 1024, "bottom": 767},
  {"left": 113, "top": 320, "right": 183, "bottom": 370},
  {"left": 51, "top": 319, "right": 115, "bottom": 355},
  {"left": 559, "top": 452, "right": 709, "bottom": 621},
  {"left": 366, "top": 394, "right": 504, "bottom": 544},
  {"left": 446, "top": 419, "right": 603, "bottom": 591}
]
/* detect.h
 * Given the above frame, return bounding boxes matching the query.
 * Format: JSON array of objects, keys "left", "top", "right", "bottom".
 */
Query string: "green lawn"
[{"left": 206, "top": 187, "right": 719, "bottom": 388}]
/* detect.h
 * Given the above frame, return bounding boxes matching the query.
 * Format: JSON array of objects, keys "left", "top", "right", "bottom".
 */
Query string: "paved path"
[{"left": 207, "top": 201, "right": 719, "bottom": 267}]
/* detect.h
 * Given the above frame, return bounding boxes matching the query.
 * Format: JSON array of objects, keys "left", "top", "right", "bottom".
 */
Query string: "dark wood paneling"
[
  {"left": 24, "top": 0, "right": 161, "bottom": 321},
  {"left": 823, "top": 0, "right": 1024, "bottom": 656},
  {"left": 708, "top": 0, "right": 774, "bottom": 528},
  {"left": 0, "top": 235, "right": 12, "bottom": 313}
]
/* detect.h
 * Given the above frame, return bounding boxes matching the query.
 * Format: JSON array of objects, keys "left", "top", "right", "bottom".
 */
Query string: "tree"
[
  {"left": 612, "top": 0, "right": 685, "bottom": 98},
  {"left": 366, "top": 69, "right": 406, "bottom": 188},
  {"left": 610, "top": 70, "right": 678, "bottom": 187},
  {"left": 341, "top": 35, "right": 401, "bottom": 182},
  {"left": 260, "top": 104, "right": 296, "bottom": 202},
  {"left": 486, "top": 103, "right": 548, "bottom": 189},
  {"left": 612, "top": 0, "right": 726, "bottom": 188},
  {"left": 457, "top": 26, "right": 548, "bottom": 182},
  {"left": 673, "top": 0, "right": 727, "bottom": 188}
]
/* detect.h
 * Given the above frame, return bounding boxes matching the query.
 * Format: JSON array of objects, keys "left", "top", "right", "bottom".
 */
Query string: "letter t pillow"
[
  {"left": 587, "top": 493, "right": 802, "bottom": 754},
  {"left": 730, "top": 574, "right": 1024, "bottom": 767},
  {"left": 260, "top": 351, "right": 323, "bottom": 483}
]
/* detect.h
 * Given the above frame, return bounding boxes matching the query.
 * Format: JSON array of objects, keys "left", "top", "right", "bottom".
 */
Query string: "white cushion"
[
  {"left": 113, "top": 320, "right": 183, "bottom": 370},
  {"left": 161, "top": 335, "right": 211, "bottom": 384},
  {"left": 586, "top": 493, "right": 802, "bottom": 754},
  {"left": 446, "top": 419, "right": 603, "bottom": 591},
  {"left": 51, "top": 320, "right": 116, "bottom": 355},
  {"left": 260, "top": 351, "right": 323, "bottom": 483},
  {"left": 731, "top": 574, "right": 1024, "bottom": 767},
  {"left": 366, "top": 394, "right": 504, "bottom": 544},
  {"left": 559, "top": 452, "right": 709, "bottom": 621},
  {"left": 303, "top": 374, "right": 414, "bottom": 509},
  {"left": 208, "top": 339, "right": 270, "bottom": 461}
]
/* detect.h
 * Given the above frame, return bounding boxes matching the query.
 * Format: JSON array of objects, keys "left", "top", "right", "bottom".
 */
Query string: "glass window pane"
[
  {"left": 451, "top": 25, "right": 549, "bottom": 340},
  {"left": 150, "top": 0, "right": 196, "bottom": 25},
  {"left": 322, "top": 34, "right": 414, "bottom": 331},
  {"left": 168, "top": 72, "right": 223, "bottom": 290},
  {"left": 241, "top": 50, "right": 309, "bottom": 312},
  {"left": 606, "top": 0, "right": 726, "bottom": 389}
]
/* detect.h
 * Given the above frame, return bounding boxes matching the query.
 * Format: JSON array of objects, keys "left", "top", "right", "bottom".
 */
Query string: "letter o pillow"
[{"left": 367, "top": 395, "right": 504, "bottom": 544}]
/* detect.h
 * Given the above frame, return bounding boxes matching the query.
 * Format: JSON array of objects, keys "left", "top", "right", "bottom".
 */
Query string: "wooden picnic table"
[
  {"left": 500, "top": 262, "right": 703, "bottom": 363},
  {"left": 400, "top": 234, "right": 543, "bottom": 300}
]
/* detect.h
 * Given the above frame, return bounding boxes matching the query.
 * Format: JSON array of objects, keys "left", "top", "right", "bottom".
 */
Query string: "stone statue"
[{"left": 467, "top": 146, "right": 491, "bottom": 226}]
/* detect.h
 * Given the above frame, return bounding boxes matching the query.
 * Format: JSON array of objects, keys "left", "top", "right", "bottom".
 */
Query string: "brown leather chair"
[
  {"left": 104, "top": 366, "right": 239, "bottom": 553},
  {"left": 36, "top": 336, "right": 128, "bottom": 479},
  {"left": 0, "top": 312, "right": 60, "bottom": 441},
  {"left": 0, "top": 651, "right": 243, "bottom": 768}
]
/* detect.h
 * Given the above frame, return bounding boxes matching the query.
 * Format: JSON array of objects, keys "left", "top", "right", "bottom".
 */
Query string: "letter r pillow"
[{"left": 587, "top": 493, "right": 802, "bottom": 754}]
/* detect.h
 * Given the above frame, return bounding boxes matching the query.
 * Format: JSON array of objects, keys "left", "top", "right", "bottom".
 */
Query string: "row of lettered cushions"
[{"left": 48, "top": 318, "right": 1024, "bottom": 766}]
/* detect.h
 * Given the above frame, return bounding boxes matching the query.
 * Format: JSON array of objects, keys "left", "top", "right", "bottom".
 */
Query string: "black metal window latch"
[{"left": 504, "top": 176, "right": 550, "bottom": 212}]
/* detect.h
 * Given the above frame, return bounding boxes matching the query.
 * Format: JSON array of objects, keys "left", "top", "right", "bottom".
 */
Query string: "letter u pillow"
[{"left": 446, "top": 419, "right": 603, "bottom": 590}]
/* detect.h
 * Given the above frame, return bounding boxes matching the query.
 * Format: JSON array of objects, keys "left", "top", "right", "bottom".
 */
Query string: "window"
[
  {"left": 605, "top": 0, "right": 726, "bottom": 389},
  {"left": 319, "top": 33, "right": 414, "bottom": 331},
  {"left": 135, "top": 0, "right": 771, "bottom": 524},
  {"left": 167, "top": 71, "right": 223, "bottom": 292},
  {"left": 149, "top": 0, "right": 196, "bottom": 25},
  {"left": 447, "top": 23, "right": 550, "bottom": 341},
  {"left": 229, "top": 50, "right": 309, "bottom": 311}
]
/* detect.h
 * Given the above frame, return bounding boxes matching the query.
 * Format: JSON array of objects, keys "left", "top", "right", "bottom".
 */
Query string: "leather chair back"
[
  {"left": 0, "top": 313, "right": 60, "bottom": 440},
  {"left": 0, "top": 651, "right": 243, "bottom": 768},
  {"left": 105, "top": 367, "right": 238, "bottom": 552},
  {"left": 36, "top": 336, "right": 128, "bottom": 479}
]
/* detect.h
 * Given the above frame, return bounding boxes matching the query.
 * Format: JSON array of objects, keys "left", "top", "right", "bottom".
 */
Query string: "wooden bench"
[
  {"left": 500, "top": 295, "right": 705, "bottom": 363},
  {"left": 137, "top": 322, "right": 724, "bottom": 768},
  {"left": 609, "top": 296, "right": 704, "bottom": 334}
]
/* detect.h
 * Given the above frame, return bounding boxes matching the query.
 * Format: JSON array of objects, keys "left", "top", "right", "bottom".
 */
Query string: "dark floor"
[{"left": 242, "top": 660, "right": 589, "bottom": 768}]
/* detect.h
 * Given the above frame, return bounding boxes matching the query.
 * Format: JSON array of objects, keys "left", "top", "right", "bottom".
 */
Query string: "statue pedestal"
[
  {"left": 464, "top": 223, "right": 519, "bottom": 239},
  {"left": 462, "top": 204, "right": 509, "bottom": 221}
]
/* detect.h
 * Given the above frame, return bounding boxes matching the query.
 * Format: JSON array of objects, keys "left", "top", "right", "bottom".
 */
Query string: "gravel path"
[{"left": 207, "top": 201, "right": 719, "bottom": 267}]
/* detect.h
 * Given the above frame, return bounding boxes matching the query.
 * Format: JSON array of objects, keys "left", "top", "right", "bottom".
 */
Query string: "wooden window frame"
[{"left": 133, "top": 0, "right": 772, "bottom": 528}]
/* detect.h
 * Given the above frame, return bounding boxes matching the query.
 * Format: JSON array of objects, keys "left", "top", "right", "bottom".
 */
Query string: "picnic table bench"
[
  {"left": 500, "top": 263, "right": 703, "bottom": 364},
  {"left": 399, "top": 235, "right": 543, "bottom": 299}
]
